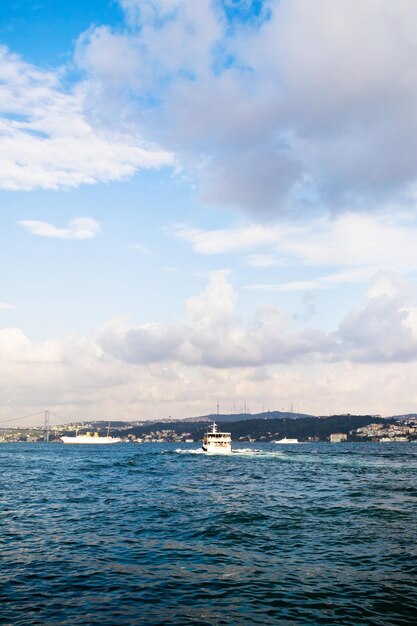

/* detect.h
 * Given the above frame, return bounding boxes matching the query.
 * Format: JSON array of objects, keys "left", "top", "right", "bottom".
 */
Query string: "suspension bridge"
[{"left": 0, "top": 410, "right": 74, "bottom": 442}]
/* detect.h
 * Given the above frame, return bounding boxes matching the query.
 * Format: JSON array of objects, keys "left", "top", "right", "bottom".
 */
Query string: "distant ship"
[
  {"left": 273, "top": 437, "right": 299, "bottom": 444},
  {"left": 202, "top": 422, "right": 231, "bottom": 454},
  {"left": 61, "top": 424, "right": 121, "bottom": 445}
]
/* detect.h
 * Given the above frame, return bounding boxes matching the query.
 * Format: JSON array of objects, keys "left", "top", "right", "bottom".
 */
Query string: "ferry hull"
[
  {"left": 61, "top": 436, "right": 121, "bottom": 445},
  {"left": 202, "top": 445, "right": 232, "bottom": 455}
]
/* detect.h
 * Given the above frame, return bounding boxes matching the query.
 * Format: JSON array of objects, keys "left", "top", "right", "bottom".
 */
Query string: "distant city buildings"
[
  {"left": 2, "top": 417, "right": 417, "bottom": 443},
  {"left": 354, "top": 420, "right": 417, "bottom": 442}
]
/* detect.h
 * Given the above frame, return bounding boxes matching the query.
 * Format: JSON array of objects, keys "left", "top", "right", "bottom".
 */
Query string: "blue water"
[{"left": 1, "top": 442, "right": 417, "bottom": 625}]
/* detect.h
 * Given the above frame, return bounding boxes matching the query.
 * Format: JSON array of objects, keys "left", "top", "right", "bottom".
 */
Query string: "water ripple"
[{"left": 1, "top": 442, "right": 417, "bottom": 624}]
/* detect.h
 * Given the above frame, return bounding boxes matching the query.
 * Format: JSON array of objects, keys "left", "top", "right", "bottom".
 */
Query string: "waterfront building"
[{"left": 330, "top": 433, "right": 348, "bottom": 443}]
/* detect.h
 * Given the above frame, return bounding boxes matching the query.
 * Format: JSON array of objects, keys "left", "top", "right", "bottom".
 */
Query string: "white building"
[{"left": 330, "top": 433, "right": 348, "bottom": 443}]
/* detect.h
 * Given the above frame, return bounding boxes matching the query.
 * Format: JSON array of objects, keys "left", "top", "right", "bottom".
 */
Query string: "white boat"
[
  {"left": 61, "top": 424, "right": 121, "bottom": 445},
  {"left": 273, "top": 437, "right": 299, "bottom": 444},
  {"left": 202, "top": 422, "right": 231, "bottom": 454},
  {"left": 380, "top": 436, "right": 409, "bottom": 443}
]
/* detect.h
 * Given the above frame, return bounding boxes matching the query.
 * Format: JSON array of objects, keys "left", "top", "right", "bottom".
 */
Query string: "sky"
[{"left": 2, "top": 0, "right": 417, "bottom": 425}]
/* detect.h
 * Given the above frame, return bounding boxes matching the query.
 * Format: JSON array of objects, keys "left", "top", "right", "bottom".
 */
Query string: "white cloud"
[
  {"left": 19, "top": 217, "right": 101, "bottom": 240},
  {"left": 97, "top": 270, "right": 417, "bottom": 368},
  {"left": 366, "top": 271, "right": 414, "bottom": 300},
  {"left": 279, "top": 212, "right": 417, "bottom": 270},
  {"left": 247, "top": 269, "right": 372, "bottom": 293},
  {"left": 0, "top": 46, "right": 173, "bottom": 191},
  {"left": 3, "top": 271, "right": 417, "bottom": 423},
  {"left": 172, "top": 223, "right": 289, "bottom": 254},
  {"left": 74, "top": 0, "right": 417, "bottom": 215},
  {"left": 338, "top": 298, "right": 417, "bottom": 364},
  {"left": 173, "top": 212, "right": 417, "bottom": 288},
  {"left": 0, "top": 326, "right": 133, "bottom": 417},
  {"left": 101, "top": 270, "right": 417, "bottom": 369},
  {"left": 4, "top": 1, "right": 415, "bottom": 211},
  {"left": 0, "top": 303, "right": 16, "bottom": 311}
]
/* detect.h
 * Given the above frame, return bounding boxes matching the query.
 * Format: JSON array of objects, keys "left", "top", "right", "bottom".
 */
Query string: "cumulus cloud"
[
  {"left": 338, "top": 294, "right": 416, "bottom": 363},
  {"left": 74, "top": 0, "right": 417, "bottom": 215},
  {"left": 335, "top": 271, "right": 417, "bottom": 363},
  {"left": 5, "top": 1, "right": 415, "bottom": 211},
  {"left": 19, "top": 217, "right": 101, "bottom": 239},
  {"left": 97, "top": 270, "right": 417, "bottom": 368},
  {"left": 0, "top": 46, "right": 173, "bottom": 191}
]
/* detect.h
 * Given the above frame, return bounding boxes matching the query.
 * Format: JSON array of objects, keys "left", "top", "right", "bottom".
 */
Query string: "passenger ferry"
[{"left": 202, "top": 422, "right": 231, "bottom": 454}]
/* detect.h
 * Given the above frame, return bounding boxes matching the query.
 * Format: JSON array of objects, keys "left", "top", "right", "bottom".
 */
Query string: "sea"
[{"left": 1, "top": 442, "right": 417, "bottom": 625}]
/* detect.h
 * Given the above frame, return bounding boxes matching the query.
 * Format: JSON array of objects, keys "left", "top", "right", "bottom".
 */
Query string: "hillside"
[
  {"left": 183, "top": 410, "right": 315, "bottom": 423},
  {"left": 119, "top": 414, "right": 393, "bottom": 442}
]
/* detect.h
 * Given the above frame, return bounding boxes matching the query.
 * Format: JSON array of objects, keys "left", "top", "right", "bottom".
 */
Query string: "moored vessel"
[
  {"left": 61, "top": 424, "right": 121, "bottom": 445},
  {"left": 202, "top": 422, "right": 231, "bottom": 454},
  {"left": 273, "top": 437, "right": 299, "bottom": 444}
]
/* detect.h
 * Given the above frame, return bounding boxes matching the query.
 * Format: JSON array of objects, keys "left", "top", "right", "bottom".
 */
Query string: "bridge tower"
[{"left": 43, "top": 410, "right": 50, "bottom": 442}]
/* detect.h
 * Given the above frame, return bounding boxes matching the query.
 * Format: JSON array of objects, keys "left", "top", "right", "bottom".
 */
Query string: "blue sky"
[{"left": 2, "top": 0, "right": 417, "bottom": 424}]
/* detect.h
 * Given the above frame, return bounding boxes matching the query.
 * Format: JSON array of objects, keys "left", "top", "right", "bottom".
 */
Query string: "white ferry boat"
[
  {"left": 273, "top": 437, "right": 299, "bottom": 444},
  {"left": 61, "top": 425, "right": 121, "bottom": 445},
  {"left": 202, "top": 422, "right": 231, "bottom": 454}
]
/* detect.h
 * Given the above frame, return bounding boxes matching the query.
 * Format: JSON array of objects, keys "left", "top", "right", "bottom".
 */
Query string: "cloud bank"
[
  {"left": 4, "top": 1, "right": 416, "bottom": 213},
  {"left": 75, "top": 0, "right": 417, "bottom": 215},
  {"left": 99, "top": 271, "right": 417, "bottom": 367},
  {"left": 3, "top": 272, "right": 417, "bottom": 422}
]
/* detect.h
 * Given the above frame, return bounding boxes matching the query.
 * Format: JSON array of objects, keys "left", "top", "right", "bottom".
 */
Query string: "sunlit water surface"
[{"left": 1, "top": 442, "right": 417, "bottom": 625}]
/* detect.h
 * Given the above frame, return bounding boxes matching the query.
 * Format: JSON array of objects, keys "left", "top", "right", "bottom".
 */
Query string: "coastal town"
[{"left": 2, "top": 415, "right": 417, "bottom": 444}]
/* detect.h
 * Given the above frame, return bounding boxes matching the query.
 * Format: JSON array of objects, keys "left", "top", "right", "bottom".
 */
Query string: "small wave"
[
  {"left": 232, "top": 448, "right": 261, "bottom": 454},
  {"left": 175, "top": 448, "right": 205, "bottom": 454},
  {"left": 113, "top": 456, "right": 138, "bottom": 467}
]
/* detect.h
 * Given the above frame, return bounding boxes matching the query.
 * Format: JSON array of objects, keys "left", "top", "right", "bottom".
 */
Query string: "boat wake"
[
  {"left": 174, "top": 448, "right": 286, "bottom": 457},
  {"left": 231, "top": 449, "right": 286, "bottom": 457},
  {"left": 175, "top": 448, "right": 205, "bottom": 454}
]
